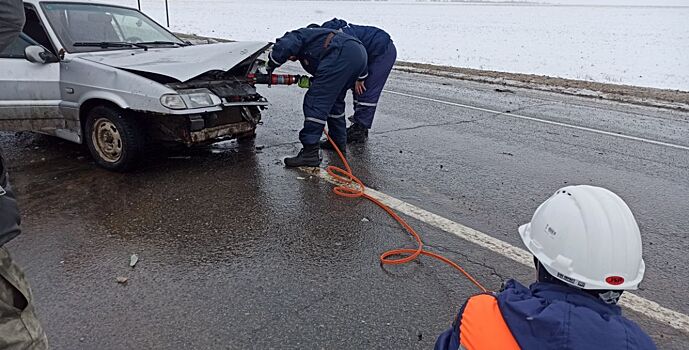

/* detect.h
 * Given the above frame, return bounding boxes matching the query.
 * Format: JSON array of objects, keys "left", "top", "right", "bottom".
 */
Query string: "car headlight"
[
  {"left": 160, "top": 94, "right": 187, "bottom": 109},
  {"left": 160, "top": 89, "right": 222, "bottom": 110}
]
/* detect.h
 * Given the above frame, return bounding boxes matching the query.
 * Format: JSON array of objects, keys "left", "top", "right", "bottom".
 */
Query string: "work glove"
[
  {"left": 265, "top": 63, "right": 275, "bottom": 76},
  {"left": 264, "top": 62, "right": 276, "bottom": 86},
  {"left": 297, "top": 76, "right": 312, "bottom": 89},
  {"left": 266, "top": 57, "right": 280, "bottom": 73}
]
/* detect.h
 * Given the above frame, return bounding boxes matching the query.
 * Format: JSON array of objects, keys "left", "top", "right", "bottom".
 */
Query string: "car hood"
[{"left": 78, "top": 41, "right": 270, "bottom": 82}]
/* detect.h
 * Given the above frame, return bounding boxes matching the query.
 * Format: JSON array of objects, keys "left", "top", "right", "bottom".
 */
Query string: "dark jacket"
[
  {"left": 269, "top": 27, "right": 367, "bottom": 79},
  {"left": 0, "top": 0, "right": 26, "bottom": 52},
  {"left": 435, "top": 279, "right": 656, "bottom": 350},
  {"left": 320, "top": 18, "right": 392, "bottom": 62},
  {"left": 0, "top": 153, "right": 21, "bottom": 246}
]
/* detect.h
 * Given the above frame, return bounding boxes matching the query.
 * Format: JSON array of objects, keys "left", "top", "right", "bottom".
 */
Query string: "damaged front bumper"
[
  {"left": 148, "top": 104, "right": 264, "bottom": 145},
  {"left": 152, "top": 73, "right": 269, "bottom": 145},
  {"left": 189, "top": 122, "right": 255, "bottom": 143}
]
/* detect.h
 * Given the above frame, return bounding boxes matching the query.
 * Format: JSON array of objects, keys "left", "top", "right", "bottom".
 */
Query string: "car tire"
[{"left": 84, "top": 106, "right": 145, "bottom": 172}]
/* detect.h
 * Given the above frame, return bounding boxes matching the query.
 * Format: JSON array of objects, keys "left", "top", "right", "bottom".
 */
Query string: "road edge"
[{"left": 394, "top": 62, "right": 689, "bottom": 112}]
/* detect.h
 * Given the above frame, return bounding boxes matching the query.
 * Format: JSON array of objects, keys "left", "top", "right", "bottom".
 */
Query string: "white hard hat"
[{"left": 518, "top": 185, "right": 645, "bottom": 290}]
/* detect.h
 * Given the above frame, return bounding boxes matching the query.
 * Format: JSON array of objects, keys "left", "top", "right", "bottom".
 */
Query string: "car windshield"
[{"left": 41, "top": 2, "right": 184, "bottom": 53}]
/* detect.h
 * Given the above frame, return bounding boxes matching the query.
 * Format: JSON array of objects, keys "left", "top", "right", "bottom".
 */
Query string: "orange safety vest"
[{"left": 459, "top": 294, "right": 521, "bottom": 350}]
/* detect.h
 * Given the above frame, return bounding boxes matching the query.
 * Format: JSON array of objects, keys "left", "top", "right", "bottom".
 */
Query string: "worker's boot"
[
  {"left": 319, "top": 138, "right": 346, "bottom": 155},
  {"left": 347, "top": 122, "right": 369, "bottom": 143},
  {"left": 284, "top": 144, "right": 321, "bottom": 167}
]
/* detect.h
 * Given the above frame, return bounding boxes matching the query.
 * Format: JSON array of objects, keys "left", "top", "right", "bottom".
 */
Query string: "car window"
[
  {"left": 22, "top": 5, "right": 57, "bottom": 54},
  {"left": 41, "top": 3, "right": 183, "bottom": 53},
  {"left": 0, "top": 34, "right": 36, "bottom": 59},
  {"left": 112, "top": 14, "right": 162, "bottom": 42},
  {"left": 45, "top": 5, "right": 123, "bottom": 47}
]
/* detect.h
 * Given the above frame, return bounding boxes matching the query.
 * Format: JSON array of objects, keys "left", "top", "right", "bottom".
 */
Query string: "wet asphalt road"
[{"left": 2, "top": 69, "right": 689, "bottom": 349}]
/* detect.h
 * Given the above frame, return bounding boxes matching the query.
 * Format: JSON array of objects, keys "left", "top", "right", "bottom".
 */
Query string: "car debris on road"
[{"left": 129, "top": 254, "right": 139, "bottom": 268}]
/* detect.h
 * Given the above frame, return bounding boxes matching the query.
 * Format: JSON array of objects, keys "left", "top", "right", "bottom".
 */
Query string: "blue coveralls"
[
  {"left": 269, "top": 28, "right": 368, "bottom": 146},
  {"left": 320, "top": 18, "right": 397, "bottom": 129},
  {"left": 435, "top": 280, "right": 657, "bottom": 350}
]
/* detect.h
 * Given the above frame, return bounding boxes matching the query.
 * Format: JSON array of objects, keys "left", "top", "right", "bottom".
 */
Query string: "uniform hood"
[{"left": 321, "top": 18, "right": 349, "bottom": 30}]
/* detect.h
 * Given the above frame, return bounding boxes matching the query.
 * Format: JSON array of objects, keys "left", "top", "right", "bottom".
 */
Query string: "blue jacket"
[
  {"left": 269, "top": 27, "right": 366, "bottom": 78},
  {"left": 435, "top": 280, "right": 656, "bottom": 350},
  {"left": 320, "top": 18, "right": 392, "bottom": 62}
]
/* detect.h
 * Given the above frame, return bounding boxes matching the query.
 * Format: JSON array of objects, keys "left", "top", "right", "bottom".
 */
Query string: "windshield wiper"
[
  {"left": 73, "top": 41, "right": 149, "bottom": 51},
  {"left": 136, "top": 40, "right": 188, "bottom": 47}
]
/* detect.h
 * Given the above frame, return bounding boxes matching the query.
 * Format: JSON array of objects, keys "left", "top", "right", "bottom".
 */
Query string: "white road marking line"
[
  {"left": 309, "top": 168, "right": 689, "bottom": 333},
  {"left": 384, "top": 90, "right": 689, "bottom": 152}
]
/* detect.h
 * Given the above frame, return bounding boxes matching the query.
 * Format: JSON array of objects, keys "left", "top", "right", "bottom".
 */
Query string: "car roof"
[{"left": 24, "top": 0, "right": 136, "bottom": 10}]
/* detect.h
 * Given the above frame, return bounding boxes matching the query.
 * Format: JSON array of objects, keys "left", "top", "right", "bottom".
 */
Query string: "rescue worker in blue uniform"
[
  {"left": 435, "top": 185, "right": 656, "bottom": 350},
  {"left": 267, "top": 27, "right": 368, "bottom": 167},
  {"left": 316, "top": 18, "right": 396, "bottom": 145}
]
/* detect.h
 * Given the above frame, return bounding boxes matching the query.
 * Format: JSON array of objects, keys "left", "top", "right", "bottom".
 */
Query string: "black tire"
[{"left": 84, "top": 105, "right": 145, "bottom": 172}]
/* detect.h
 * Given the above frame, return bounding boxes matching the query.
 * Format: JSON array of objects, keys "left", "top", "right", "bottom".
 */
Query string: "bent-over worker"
[
  {"left": 316, "top": 18, "right": 396, "bottom": 146},
  {"left": 267, "top": 27, "right": 368, "bottom": 167}
]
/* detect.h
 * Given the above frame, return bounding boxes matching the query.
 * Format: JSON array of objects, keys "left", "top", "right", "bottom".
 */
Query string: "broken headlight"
[
  {"left": 160, "top": 94, "right": 186, "bottom": 109},
  {"left": 160, "top": 89, "right": 222, "bottom": 110}
]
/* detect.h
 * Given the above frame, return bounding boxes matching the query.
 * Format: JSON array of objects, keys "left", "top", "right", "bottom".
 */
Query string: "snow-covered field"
[{"left": 112, "top": 0, "right": 689, "bottom": 91}]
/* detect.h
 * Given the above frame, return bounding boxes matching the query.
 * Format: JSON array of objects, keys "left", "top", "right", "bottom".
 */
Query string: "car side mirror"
[{"left": 25, "top": 45, "right": 59, "bottom": 64}]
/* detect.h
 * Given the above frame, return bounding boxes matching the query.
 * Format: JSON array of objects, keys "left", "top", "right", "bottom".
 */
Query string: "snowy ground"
[{"left": 113, "top": 0, "right": 689, "bottom": 91}]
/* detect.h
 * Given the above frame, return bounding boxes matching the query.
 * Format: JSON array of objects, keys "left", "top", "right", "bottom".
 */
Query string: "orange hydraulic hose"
[{"left": 323, "top": 132, "right": 488, "bottom": 293}]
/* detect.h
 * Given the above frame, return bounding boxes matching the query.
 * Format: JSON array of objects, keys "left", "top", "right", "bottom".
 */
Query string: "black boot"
[
  {"left": 284, "top": 144, "right": 321, "bottom": 167},
  {"left": 347, "top": 122, "right": 369, "bottom": 143},
  {"left": 320, "top": 138, "right": 346, "bottom": 154}
]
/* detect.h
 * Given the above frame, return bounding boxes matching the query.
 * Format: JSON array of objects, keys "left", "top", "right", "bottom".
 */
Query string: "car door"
[{"left": 0, "top": 33, "right": 63, "bottom": 132}]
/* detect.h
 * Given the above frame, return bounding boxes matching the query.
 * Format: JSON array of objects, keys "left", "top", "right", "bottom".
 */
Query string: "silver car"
[{"left": 0, "top": 0, "right": 272, "bottom": 171}]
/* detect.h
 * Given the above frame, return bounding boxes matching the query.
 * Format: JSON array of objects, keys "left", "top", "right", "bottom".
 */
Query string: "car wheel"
[{"left": 85, "top": 106, "right": 144, "bottom": 172}]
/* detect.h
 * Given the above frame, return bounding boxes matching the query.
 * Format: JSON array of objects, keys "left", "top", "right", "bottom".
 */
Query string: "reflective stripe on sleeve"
[
  {"left": 269, "top": 52, "right": 281, "bottom": 66},
  {"left": 305, "top": 117, "right": 327, "bottom": 125},
  {"left": 357, "top": 102, "right": 377, "bottom": 107}
]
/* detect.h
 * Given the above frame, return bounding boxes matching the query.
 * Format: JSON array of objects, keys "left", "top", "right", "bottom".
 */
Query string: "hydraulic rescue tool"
[{"left": 247, "top": 73, "right": 308, "bottom": 87}]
